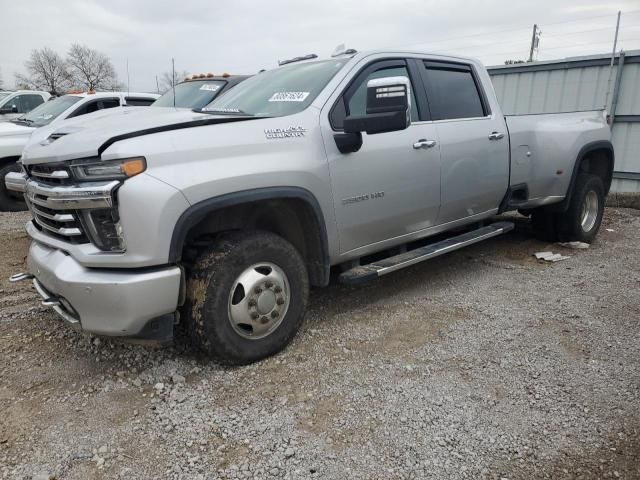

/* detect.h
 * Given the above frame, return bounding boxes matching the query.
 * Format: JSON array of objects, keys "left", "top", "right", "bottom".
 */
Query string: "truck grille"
[
  {"left": 27, "top": 165, "right": 74, "bottom": 185},
  {"left": 28, "top": 202, "right": 89, "bottom": 243},
  {"left": 24, "top": 178, "right": 120, "bottom": 246}
]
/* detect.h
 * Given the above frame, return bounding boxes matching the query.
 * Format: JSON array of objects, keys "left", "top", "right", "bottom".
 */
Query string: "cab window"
[
  {"left": 421, "top": 62, "right": 488, "bottom": 120},
  {"left": 67, "top": 98, "right": 120, "bottom": 118},
  {"left": 22, "top": 94, "right": 45, "bottom": 112}
]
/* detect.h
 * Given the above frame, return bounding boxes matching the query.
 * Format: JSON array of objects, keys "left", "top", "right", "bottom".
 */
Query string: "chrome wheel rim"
[
  {"left": 580, "top": 190, "right": 599, "bottom": 233},
  {"left": 227, "top": 262, "right": 290, "bottom": 340}
]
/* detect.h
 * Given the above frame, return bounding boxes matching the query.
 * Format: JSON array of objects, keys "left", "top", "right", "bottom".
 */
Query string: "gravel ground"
[{"left": 1, "top": 208, "right": 639, "bottom": 480}]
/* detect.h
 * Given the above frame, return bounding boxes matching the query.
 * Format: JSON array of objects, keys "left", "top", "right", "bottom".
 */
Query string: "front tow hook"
[{"left": 9, "top": 272, "right": 35, "bottom": 283}]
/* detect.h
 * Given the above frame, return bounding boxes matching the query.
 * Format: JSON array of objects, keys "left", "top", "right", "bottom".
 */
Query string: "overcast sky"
[{"left": 1, "top": 0, "right": 639, "bottom": 92}]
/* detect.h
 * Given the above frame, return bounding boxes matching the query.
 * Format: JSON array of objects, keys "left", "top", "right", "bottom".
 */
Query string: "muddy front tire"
[{"left": 182, "top": 231, "right": 309, "bottom": 365}]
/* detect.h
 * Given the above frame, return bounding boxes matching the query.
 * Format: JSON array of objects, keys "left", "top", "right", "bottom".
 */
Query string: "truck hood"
[
  {"left": 0, "top": 121, "right": 35, "bottom": 138},
  {"left": 27, "top": 106, "right": 162, "bottom": 147},
  {"left": 21, "top": 108, "right": 248, "bottom": 164}
]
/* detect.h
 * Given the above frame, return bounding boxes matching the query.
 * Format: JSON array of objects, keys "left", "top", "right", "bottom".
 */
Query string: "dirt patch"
[{"left": 1, "top": 208, "right": 639, "bottom": 479}]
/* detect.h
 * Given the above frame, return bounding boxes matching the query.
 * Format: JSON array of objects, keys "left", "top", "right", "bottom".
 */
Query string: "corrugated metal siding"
[
  {"left": 611, "top": 178, "right": 640, "bottom": 193},
  {"left": 488, "top": 51, "right": 640, "bottom": 193},
  {"left": 611, "top": 122, "right": 640, "bottom": 173},
  {"left": 616, "top": 62, "right": 640, "bottom": 115},
  {"left": 492, "top": 64, "right": 614, "bottom": 114}
]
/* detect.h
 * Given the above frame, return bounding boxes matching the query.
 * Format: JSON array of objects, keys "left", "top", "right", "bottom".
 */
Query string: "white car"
[
  {"left": 0, "top": 90, "right": 51, "bottom": 123},
  {"left": 0, "top": 91, "right": 158, "bottom": 210}
]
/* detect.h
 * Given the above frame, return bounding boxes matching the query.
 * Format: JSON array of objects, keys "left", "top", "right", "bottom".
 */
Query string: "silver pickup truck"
[{"left": 7, "top": 49, "right": 613, "bottom": 364}]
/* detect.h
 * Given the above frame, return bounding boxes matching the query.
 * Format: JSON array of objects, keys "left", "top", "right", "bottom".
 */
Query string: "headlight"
[{"left": 71, "top": 157, "right": 146, "bottom": 181}]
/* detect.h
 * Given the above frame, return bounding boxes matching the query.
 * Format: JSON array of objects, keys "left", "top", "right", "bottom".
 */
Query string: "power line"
[
  {"left": 391, "top": 9, "right": 640, "bottom": 52},
  {"left": 539, "top": 9, "right": 640, "bottom": 28}
]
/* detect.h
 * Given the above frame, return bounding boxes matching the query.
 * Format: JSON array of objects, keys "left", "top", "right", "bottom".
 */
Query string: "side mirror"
[{"left": 343, "top": 76, "right": 411, "bottom": 135}]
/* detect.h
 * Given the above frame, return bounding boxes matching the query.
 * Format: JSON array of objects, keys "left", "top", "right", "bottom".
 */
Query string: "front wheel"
[
  {"left": 555, "top": 174, "right": 605, "bottom": 243},
  {"left": 182, "top": 231, "right": 309, "bottom": 365}
]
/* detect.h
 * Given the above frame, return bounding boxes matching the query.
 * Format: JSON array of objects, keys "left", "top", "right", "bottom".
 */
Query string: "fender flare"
[
  {"left": 168, "top": 186, "right": 330, "bottom": 286},
  {"left": 554, "top": 140, "right": 614, "bottom": 211}
]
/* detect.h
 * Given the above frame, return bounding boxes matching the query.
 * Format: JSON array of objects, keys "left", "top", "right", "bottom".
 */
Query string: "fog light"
[{"left": 80, "top": 209, "right": 126, "bottom": 252}]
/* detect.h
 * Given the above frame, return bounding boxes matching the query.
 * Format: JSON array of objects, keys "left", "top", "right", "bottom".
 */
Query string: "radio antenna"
[{"left": 172, "top": 58, "right": 176, "bottom": 108}]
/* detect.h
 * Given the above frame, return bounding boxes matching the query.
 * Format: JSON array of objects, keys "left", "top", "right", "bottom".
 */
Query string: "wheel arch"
[
  {"left": 169, "top": 187, "right": 330, "bottom": 287},
  {"left": 554, "top": 140, "right": 614, "bottom": 211}
]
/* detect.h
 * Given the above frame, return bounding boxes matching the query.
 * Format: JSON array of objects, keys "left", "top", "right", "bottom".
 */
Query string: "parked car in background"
[
  {"left": 26, "top": 74, "right": 251, "bottom": 147},
  {"left": 154, "top": 73, "right": 251, "bottom": 108},
  {"left": 0, "top": 90, "right": 51, "bottom": 123},
  {"left": 0, "top": 90, "right": 159, "bottom": 211},
  {"left": 8, "top": 49, "right": 613, "bottom": 365}
]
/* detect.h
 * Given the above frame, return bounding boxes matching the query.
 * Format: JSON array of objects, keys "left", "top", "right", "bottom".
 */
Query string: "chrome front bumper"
[{"left": 25, "top": 241, "right": 182, "bottom": 336}]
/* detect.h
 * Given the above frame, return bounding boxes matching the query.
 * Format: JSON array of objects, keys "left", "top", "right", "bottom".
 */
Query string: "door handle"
[
  {"left": 488, "top": 131, "right": 505, "bottom": 140},
  {"left": 413, "top": 139, "right": 437, "bottom": 149}
]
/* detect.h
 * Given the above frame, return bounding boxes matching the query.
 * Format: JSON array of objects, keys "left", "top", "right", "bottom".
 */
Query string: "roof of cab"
[{"left": 64, "top": 91, "right": 160, "bottom": 99}]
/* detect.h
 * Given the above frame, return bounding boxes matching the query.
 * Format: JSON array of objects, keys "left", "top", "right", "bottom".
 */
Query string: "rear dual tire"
[{"left": 531, "top": 173, "right": 605, "bottom": 243}]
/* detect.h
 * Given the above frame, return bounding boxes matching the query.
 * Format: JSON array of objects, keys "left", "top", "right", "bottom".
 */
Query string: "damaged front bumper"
[{"left": 14, "top": 240, "right": 182, "bottom": 341}]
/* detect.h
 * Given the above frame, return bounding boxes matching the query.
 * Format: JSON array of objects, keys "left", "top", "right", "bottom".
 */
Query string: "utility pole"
[
  {"left": 155, "top": 75, "right": 160, "bottom": 94},
  {"left": 604, "top": 11, "right": 622, "bottom": 112},
  {"left": 528, "top": 24, "right": 541, "bottom": 62}
]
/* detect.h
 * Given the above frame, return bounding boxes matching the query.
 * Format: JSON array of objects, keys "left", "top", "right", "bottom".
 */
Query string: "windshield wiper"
[
  {"left": 11, "top": 118, "right": 33, "bottom": 126},
  {"left": 197, "top": 108, "right": 254, "bottom": 116}
]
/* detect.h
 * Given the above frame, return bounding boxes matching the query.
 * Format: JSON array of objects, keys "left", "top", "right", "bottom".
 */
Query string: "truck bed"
[{"left": 505, "top": 110, "right": 609, "bottom": 206}]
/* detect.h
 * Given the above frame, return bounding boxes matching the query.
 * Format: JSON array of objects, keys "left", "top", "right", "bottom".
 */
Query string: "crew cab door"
[
  {"left": 418, "top": 60, "right": 509, "bottom": 224},
  {"left": 320, "top": 58, "right": 441, "bottom": 254}
]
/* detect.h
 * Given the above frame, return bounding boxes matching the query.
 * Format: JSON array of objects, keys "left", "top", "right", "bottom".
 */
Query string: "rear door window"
[
  {"left": 99, "top": 98, "right": 120, "bottom": 110},
  {"left": 421, "top": 62, "right": 487, "bottom": 120},
  {"left": 23, "top": 94, "right": 45, "bottom": 111}
]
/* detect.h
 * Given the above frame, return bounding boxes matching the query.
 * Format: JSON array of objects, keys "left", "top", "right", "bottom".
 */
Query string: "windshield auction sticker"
[
  {"left": 200, "top": 84, "right": 221, "bottom": 91},
  {"left": 268, "top": 92, "right": 310, "bottom": 102}
]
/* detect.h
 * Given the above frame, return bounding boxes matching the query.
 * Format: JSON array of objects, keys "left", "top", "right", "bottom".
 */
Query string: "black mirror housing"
[{"left": 343, "top": 76, "right": 411, "bottom": 135}]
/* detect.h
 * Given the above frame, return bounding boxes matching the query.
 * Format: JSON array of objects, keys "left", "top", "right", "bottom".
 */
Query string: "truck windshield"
[
  {"left": 203, "top": 59, "right": 348, "bottom": 117},
  {"left": 20, "top": 95, "right": 82, "bottom": 127},
  {"left": 153, "top": 80, "right": 226, "bottom": 108}
]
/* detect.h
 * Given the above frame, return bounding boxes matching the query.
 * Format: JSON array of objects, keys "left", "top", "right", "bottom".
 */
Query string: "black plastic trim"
[
  {"left": 333, "top": 132, "right": 363, "bottom": 153},
  {"left": 553, "top": 140, "right": 614, "bottom": 211},
  {"left": 168, "top": 186, "right": 331, "bottom": 286}
]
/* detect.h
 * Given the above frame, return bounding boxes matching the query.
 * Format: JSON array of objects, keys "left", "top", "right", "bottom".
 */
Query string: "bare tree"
[
  {"left": 67, "top": 43, "right": 118, "bottom": 91},
  {"left": 0, "top": 67, "right": 4, "bottom": 90},
  {"left": 159, "top": 69, "right": 190, "bottom": 93},
  {"left": 15, "top": 47, "right": 71, "bottom": 94}
]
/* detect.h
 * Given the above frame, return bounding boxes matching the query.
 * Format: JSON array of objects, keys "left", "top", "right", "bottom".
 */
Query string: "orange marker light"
[
  {"left": 222, "top": 72, "right": 230, "bottom": 78},
  {"left": 120, "top": 158, "right": 146, "bottom": 177}
]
